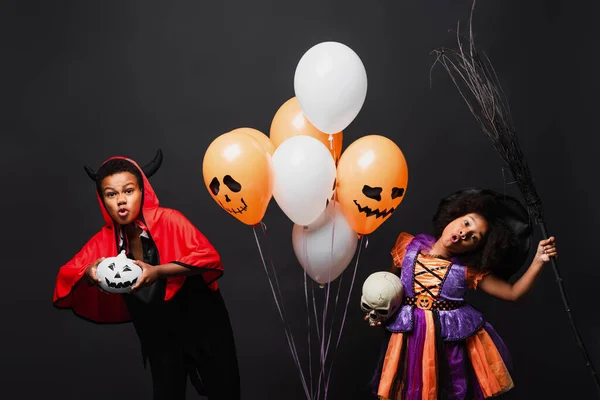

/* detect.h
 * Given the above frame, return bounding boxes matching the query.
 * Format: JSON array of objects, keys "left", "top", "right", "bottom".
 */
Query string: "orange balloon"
[
  {"left": 270, "top": 97, "right": 343, "bottom": 164},
  {"left": 202, "top": 131, "right": 274, "bottom": 225},
  {"left": 336, "top": 135, "right": 409, "bottom": 235},
  {"left": 229, "top": 127, "right": 275, "bottom": 156}
]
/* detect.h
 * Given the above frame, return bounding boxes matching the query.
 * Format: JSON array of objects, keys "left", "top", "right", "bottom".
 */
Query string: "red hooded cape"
[{"left": 53, "top": 156, "right": 223, "bottom": 323}]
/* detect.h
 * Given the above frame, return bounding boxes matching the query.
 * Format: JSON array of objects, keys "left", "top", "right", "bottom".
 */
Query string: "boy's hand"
[
  {"left": 85, "top": 257, "right": 110, "bottom": 294},
  {"left": 130, "top": 260, "right": 161, "bottom": 291}
]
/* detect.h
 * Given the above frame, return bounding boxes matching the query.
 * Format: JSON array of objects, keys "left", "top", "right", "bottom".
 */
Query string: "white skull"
[
  {"left": 360, "top": 271, "right": 404, "bottom": 325},
  {"left": 96, "top": 250, "right": 143, "bottom": 294}
]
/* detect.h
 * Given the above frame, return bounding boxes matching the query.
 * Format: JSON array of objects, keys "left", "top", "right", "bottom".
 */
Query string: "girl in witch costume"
[
  {"left": 369, "top": 188, "right": 558, "bottom": 399},
  {"left": 53, "top": 151, "right": 240, "bottom": 400}
]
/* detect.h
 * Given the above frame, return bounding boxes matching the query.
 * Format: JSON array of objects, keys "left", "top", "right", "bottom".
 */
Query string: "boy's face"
[{"left": 100, "top": 172, "right": 142, "bottom": 225}]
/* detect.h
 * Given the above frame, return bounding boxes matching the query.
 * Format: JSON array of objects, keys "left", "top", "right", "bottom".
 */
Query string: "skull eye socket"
[
  {"left": 362, "top": 185, "right": 382, "bottom": 201},
  {"left": 223, "top": 175, "right": 242, "bottom": 193},
  {"left": 377, "top": 309, "right": 389, "bottom": 316},
  {"left": 361, "top": 302, "right": 372, "bottom": 311},
  {"left": 108, "top": 263, "right": 115, "bottom": 271},
  {"left": 391, "top": 187, "right": 405, "bottom": 199},
  {"left": 123, "top": 265, "right": 132, "bottom": 272},
  {"left": 210, "top": 177, "right": 220, "bottom": 195}
]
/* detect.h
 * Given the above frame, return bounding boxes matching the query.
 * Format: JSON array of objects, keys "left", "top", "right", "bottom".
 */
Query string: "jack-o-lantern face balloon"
[
  {"left": 336, "top": 135, "right": 408, "bottom": 235},
  {"left": 203, "top": 131, "right": 274, "bottom": 225}
]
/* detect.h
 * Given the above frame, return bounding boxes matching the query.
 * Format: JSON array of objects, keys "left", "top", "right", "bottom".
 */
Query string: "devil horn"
[
  {"left": 84, "top": 165, "right": 97, "bottom": 182},
  {"left": 141, "top": 149, "right": 163, "bottom": 178}
]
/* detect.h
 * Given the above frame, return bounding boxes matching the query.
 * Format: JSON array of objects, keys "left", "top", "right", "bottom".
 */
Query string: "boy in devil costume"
[{"left": 53, "top": 151, "right": 240, "bottom": 400}]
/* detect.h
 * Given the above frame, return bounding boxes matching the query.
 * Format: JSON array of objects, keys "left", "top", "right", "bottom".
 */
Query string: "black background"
[{"left": 2, "top": 0, "right": 599, "bottom": 398}]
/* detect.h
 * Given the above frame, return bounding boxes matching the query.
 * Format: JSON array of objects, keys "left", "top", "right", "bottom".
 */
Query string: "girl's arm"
[{"left": 478, "top": 237, "right": 557, "bottom": 301}]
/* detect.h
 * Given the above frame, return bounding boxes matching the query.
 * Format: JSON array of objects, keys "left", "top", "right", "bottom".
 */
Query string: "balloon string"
[
  {"left": 321, "top": 267, "right": 345, "bottom": 397},
  {"left": 324, "top": 235, "right": 366, "bottom": 397},
  {"left": 302, "top": 225, "right": 321, "bottom": 341},
  {"left": 324, "top": 271, "right": 344, "bottom": 359},
  {"left": 260, "top": 223, "right": 286, "bottom": 321},
  {"left": 316, "top": 198, "right": 337, "bottom": 399},
  {"left": 261, "top": 222, "right": 305, "bottom": 390},
  {"left": 252, "top": 225, "right": 311, "bottom": 399},
  {"left": 311, "top": 280, "right": 321, "bottom": 341},
  {"left": 317, "top": 198, "right": 342, "bottom": 396},
  {"left": 302, "top": 231, "right": 315, "bottom": 399},
  {"left": 260, "top": 223, "right": 307, "bottom": 388},
  {"left": 330, "top": 133, "right": 339, "bottom": 166},
  {"left": 310, "top": 280, "right": 322, "bottom": 399}
]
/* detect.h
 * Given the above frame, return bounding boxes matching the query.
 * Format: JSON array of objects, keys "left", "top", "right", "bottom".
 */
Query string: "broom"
[{"left": 430, "top": 0, "right": 600, "bottom": 395}]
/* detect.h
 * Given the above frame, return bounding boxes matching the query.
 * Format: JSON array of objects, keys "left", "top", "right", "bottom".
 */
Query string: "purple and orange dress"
[{"left": 373, "top": 233, "right": 514, "bottom": 399}]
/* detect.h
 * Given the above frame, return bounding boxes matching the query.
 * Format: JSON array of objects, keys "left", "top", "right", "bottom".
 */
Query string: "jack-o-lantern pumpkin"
[
  {"left": 203, "top": 131, "right": 274, "bottom": 225},
  {"left": 416, "top": 294, "right": 433, "bottom": 310},
  {"left": 336, "top": 135, "right": 408, "bottom": 235},
  {"left": 96, "top": 251, "right": 143, "bottom": 294}
]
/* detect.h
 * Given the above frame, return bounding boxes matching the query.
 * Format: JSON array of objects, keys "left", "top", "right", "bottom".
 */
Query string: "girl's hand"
[
  {"left": 364, "top": 314, "right": 383, "bottom": 327},
  {"left": 130, "top": 260, "right": 161, "bottom": 291},
  {"left": 536, "top": 237, "right": 558, "bottom": 263}
]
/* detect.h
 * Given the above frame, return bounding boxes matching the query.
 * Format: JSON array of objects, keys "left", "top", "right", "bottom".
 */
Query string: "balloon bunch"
[
  {"left": 203, "top": 42, "right": 409, "bottom": 283},
  {"left": 202, "top": 41, "right": 409, "bottom": 399}
]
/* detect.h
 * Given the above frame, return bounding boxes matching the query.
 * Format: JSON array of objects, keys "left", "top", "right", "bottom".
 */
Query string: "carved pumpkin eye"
[
  {"left": 108, "top": 263, "right": 115, "bottom": 271},
  {"left": 223, "top": 175, "right": 242, "bottom": 192},
  {"left": 210, "top": 177, "right": 220, "bottom": 195},
  {"left": 362, "top": 185, "right": 382, "bottom": 201},
  {"left": 123, "top": 265, "right": 132, "bottom": 272},
  {"left": 392, "top": 187, "right": 405, "bottom": 199}
]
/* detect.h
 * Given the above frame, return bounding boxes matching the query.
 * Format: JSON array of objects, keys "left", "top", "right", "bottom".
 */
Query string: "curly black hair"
[
  {"left": 95, "top": 159, "right": 144, "bottom": 196},
  {"left": 432, "top": 191, "right": 517, "bottom": 273}
]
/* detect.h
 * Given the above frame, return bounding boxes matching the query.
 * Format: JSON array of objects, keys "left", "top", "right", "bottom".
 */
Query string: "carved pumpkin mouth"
[
  {"left": 105, "top": 277, "right": 138, "bottom": 289},
  {"left": 353, "top": 200, "right": 395, "bottom": 219},
  {"left": 219, "top": 198, "right": 248, "bottom": 215}
]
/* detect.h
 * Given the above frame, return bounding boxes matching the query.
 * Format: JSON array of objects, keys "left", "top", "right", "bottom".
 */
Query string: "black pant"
[
  {"left": 147, "top": 340, "right": 240, "bottom": 400},
  {"left": 124, "top": 277, "right": 240, "bottom": 399}
]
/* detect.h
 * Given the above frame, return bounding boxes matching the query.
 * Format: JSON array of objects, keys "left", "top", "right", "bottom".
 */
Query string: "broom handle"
[{"left": 538, "top": 221, "right": 600, "bottom": 396}]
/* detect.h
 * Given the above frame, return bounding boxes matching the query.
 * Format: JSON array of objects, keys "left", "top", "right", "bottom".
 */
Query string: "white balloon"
[
  {"left": 294, "top": 41, "right": 368, "bottom": 134},
  {"left": 96, "top": 251, "right": 143, "bottom": 294},
  {"left": 272, "top": 135, "right": 337, "bottom": 226},
  {"left": 292, "top": 201, "right": 358, "bottom": 285}
]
